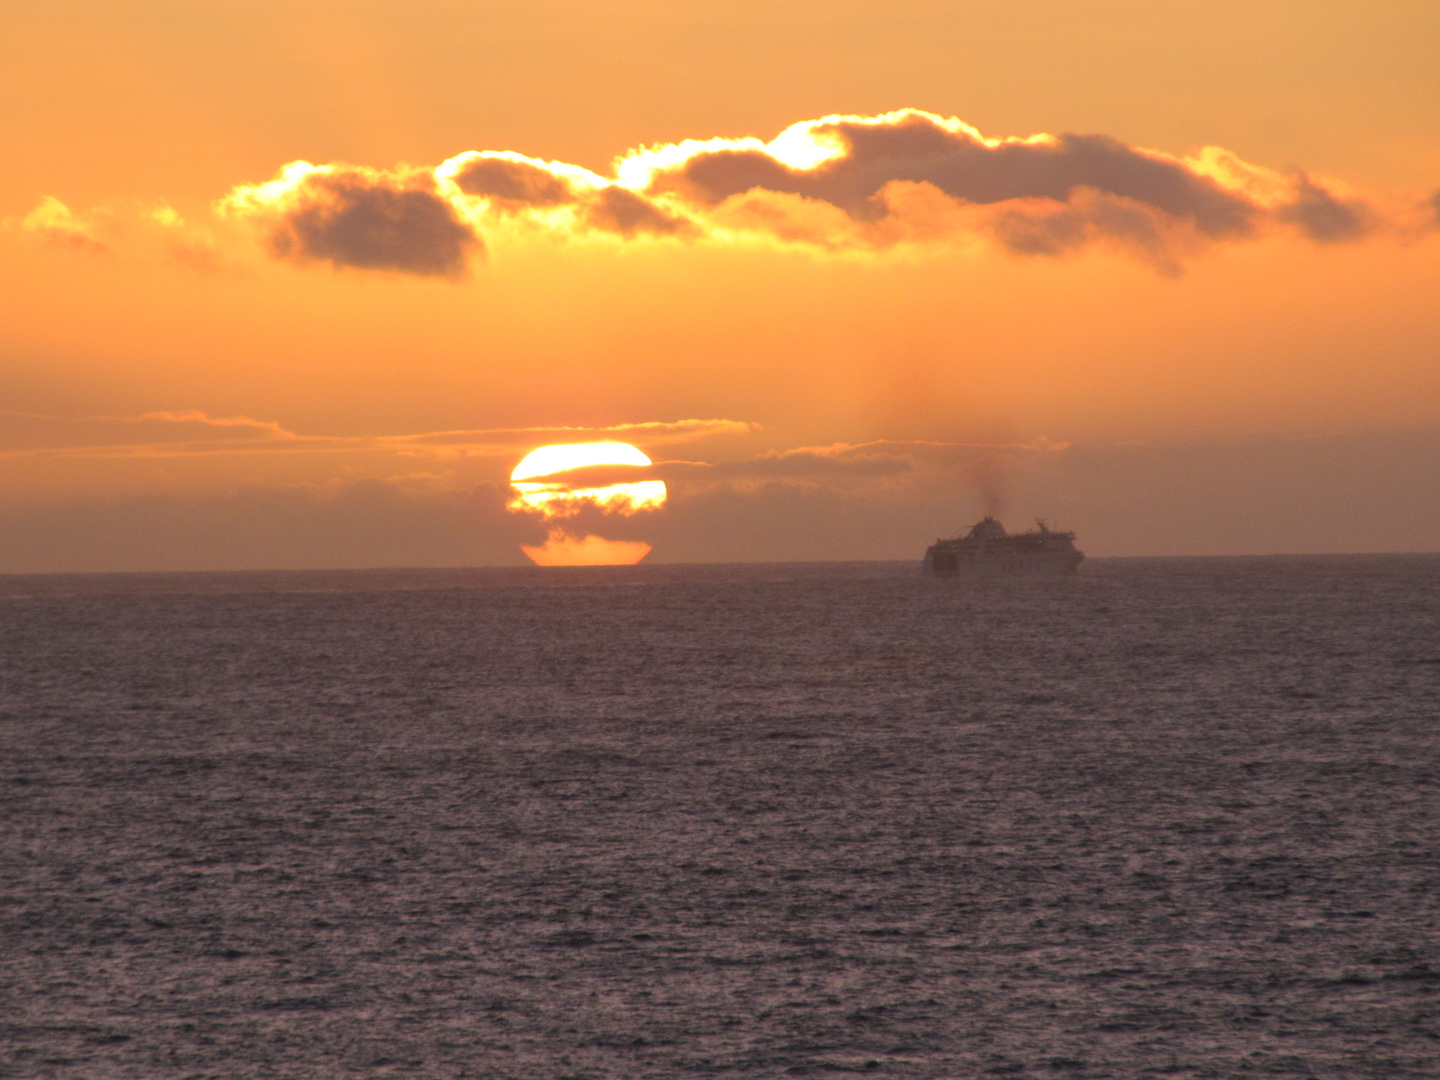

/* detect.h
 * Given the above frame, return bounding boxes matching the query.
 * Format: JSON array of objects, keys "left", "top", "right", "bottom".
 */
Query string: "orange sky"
[{"left": 1, "top": 1, "right": 1438, "bottom": 570}]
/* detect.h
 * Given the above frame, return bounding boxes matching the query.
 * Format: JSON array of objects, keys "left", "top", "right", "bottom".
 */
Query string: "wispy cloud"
[
  {"left": 0, "top": 410, "right": 756, "bottom": 461},
  {"left": 7, "top": 198, "right": 240, "bottom": 272},
  {"left": 14, "top": 196, "right": 109, "bottom": 254},
  {"left": 144, "top": 203, "right": 229, "bottom": 274},
  {"left": 498, "top": 438, "right": 1068, "bottom": 491}
]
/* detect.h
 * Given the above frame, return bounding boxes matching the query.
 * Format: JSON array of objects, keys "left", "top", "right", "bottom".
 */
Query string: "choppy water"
[{"left": 2, "top": 557, "right": 1438, "bottom": 1079}]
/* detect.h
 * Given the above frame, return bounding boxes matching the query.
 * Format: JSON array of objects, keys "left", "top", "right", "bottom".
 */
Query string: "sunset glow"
[{"left": 1, "top": 3, "right": 1438, "bottom": 569}]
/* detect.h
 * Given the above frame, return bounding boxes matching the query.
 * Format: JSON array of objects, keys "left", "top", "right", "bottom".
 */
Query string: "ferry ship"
[{"left": 924, "top": 517, "right": 1084, "bottom": 576}]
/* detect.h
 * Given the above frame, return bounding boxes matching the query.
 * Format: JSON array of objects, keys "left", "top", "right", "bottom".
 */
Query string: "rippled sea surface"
[{"left": 2, "top": 557, "right": 1439, "bottom": 1079}]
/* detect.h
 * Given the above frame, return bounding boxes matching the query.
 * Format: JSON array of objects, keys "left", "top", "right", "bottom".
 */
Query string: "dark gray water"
[{"left": 2, "top": 557, "right": 1438, "bottom": 1078}]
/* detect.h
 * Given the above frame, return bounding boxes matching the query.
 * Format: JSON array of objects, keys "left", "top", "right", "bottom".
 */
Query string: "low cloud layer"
[
  {"left": 0, "top": 410, "right": 1051, "bottom": 517},
  {"left": 1, "top": 408, "right": 1059, "bottom": 555},
  {"left": 659, "top": 437, "right": 1065, "bottom": 481},
  {"left": 5, "top": 417, "right": 1438, "bottom": 570},
  {"left": 649, "top": 438, "right": 1069, "bottom": 526},
  {"left": 212, "top": 110, "right": 1428, "bottom": 277}
]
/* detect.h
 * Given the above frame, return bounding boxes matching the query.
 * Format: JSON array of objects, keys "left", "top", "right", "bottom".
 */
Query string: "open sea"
[{"left": 2, "top": 556, "right": 1438, "bottom": 1079}]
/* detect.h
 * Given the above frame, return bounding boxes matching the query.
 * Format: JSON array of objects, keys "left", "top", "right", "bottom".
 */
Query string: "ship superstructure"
[{"left": 924, "top": 517, "right": 1084, "bottom": 576}]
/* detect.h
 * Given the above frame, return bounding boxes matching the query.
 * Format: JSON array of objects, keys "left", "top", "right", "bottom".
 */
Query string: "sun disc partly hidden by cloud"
[{"left": 508, "top": 441, "right": 667, "bottom": 565}]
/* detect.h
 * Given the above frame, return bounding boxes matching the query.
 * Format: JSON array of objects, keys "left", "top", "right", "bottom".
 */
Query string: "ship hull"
[{"left": 924, "top": 550, "right": 1083, "bottom": 576}]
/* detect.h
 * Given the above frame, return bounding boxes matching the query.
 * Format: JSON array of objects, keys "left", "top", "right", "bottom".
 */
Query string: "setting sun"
[{"left": 509, "top": 441, "right": 667, "bottom": 565}]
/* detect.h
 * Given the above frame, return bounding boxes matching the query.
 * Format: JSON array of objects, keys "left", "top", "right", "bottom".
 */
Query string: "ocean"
[{"left": 2, "top": 556, "right": 1437, "bottom": 1078}]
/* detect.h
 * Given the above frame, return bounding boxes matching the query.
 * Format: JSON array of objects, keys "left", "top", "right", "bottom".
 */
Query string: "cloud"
[
  {"left": 584, "top": 186, "right": 690, "bottom": 236},
  {"left": 214, "top": 111, "right": 1408, "bottom": 276},
  {"left": 7, "top": 198, "right": 241, "bottom": 272},
  {"left": 0, "top": 409, "right": 295, "bottom": 457},
  {"left": 633, "top": 114, "right": 1257, "bottom": 237},
  {"left": 439, "top": 150, "right": 689, "bottom": 237},
  {"left": 655, "top": 439, "right": 1068, "bottom": 511},
  {"left": 15, "top": 196, "right": 109, "bottom": 254},
  {"left": 0, "top": 410, "right": 755, "bottom": 462},
  {"left": 971, "top": 188, "right": 1207, "bottom": 274},
  {"left": 448, "top": 153, "right": 580, "bottom": 207},
  {"left": 130, "top": 410, "right": 294, "bottom": 436},
  {"left": 384, "top": 417, "right": 756, "bottom": 454},
  {"left": 619, "top": 112, "right": 1387, "bottom": 265},
  {"left": 1, "top": 411, "right": 1060, "bottom": 539},
  {"left": 664, "top": 447, "right": 913, "bottom": 481},
  {"left": 6, "top": 428, "right": 1439, "bottom": 572},
  {"left": 220, "top": 162, "right": 481, "bottom": 277},
  {"left": 1275, "top": 173, "right": 1373, "bottom": 243},
  {"left": 643, "top": 438, "right": 1074, "bottom": 526},
  {"left": 145, "top": 203, "right": 229, "bottom": 273}
]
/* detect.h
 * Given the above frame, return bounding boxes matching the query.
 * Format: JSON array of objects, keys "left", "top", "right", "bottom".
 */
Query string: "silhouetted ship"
[{"left": 924, "top": 517, "right": 1084, "bottom": 576}]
